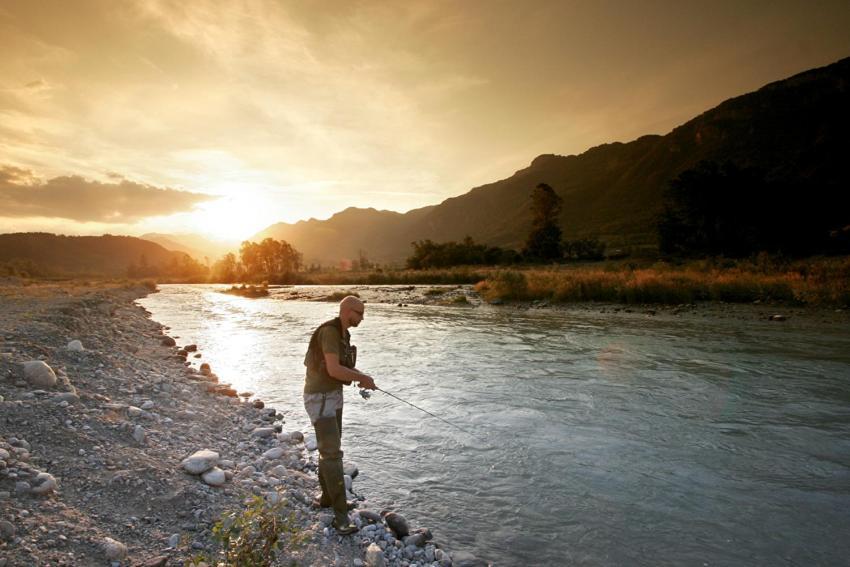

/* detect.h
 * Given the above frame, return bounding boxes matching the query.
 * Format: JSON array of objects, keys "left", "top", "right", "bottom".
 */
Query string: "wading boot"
[{"left": 314, "top": 415, "right": 358, "bottom": 535}]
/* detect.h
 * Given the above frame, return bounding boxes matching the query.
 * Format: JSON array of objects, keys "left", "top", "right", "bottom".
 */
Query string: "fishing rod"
[{"left": 360, "top": 387, "right": 474, "bottom": 435}]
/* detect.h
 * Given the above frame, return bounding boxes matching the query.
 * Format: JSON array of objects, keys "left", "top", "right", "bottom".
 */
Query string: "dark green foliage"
[
  {"left": 187, "top": 495, "right": 307, "bottom": 567},
  {"left": 658, "top": 161, "right": 850, "bottom": 257},
  {"left": 522, "top": 183, "right": 563, "bottom": 261},
  {"left": 406, "top": 236, "right": 520, "bottom": 269},
  {"left": 564, "top": 237, "right": 606, "bottom": 260}
]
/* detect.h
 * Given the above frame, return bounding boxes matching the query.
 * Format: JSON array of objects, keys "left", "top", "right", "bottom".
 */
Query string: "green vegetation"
[
  {"left": 222, "top": 284, "right": 269, "bottom": 298},
  {"left": 406, "top": 237, "right": 520, "bottom": 269},
  {"left": 523, "top": 183, "right": 563, "bottom": 261},
  {"left": 474, "top": 256, "right": 850, "bottom": 306},
  {"left": 187, "top": 495, "right": 307, "bottom": 567}
]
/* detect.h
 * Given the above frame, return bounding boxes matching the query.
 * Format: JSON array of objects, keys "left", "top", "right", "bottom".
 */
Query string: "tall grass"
[{"left": 474, "top": 257, "right": 850, "bottom": 305}]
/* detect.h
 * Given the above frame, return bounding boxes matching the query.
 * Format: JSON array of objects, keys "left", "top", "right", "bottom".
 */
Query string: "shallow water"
[{"left": 139, "top": 285, "right": 850, "bottom": 566}]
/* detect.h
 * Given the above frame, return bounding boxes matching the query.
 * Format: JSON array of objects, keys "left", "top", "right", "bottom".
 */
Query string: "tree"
[{"left": 522, "top": 183, "right": 563, "bottom": 261}]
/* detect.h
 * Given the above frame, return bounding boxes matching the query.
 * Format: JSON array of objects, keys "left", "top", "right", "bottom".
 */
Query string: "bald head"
[{"left": 339, "top": 295, "right": 365, "bottom": 329}]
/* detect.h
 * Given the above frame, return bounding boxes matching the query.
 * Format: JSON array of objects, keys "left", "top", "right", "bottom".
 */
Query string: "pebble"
[
  {"left": 21, "top": 360, "right": 58, "bottom": 388},
  {"left": 365, "top": 543, "right": 387, "bottom": 567},
  {"left": 132, "top": 424, "right": 146, "bottom": 444},
  {"left": 262, "top": 447, "right": 285, "bottom": 460},
  {"left": 127, "top": 406, "right": 143, "bottom": 418},
  {"left": 67, "top": 339, "right": 84, "bottom": 351},
  {"left": 0, "top": 520, "right": 15, "bottom": 541},
  {"left": 30, "top": 472, "right": 58, "bottom": 495},
  {"left": 161, "top": 336, "right": 176, "bottom": 347},
  {"left": 168, "top": 533, "right": 181, "bottom": 548},
  {"left": 202, "top": 467, "right": 226, "bottom": 486},
  {"left": 384, "top": 512, "right": 410, "bottom": 537},
  {"left": 103, "top": 537, "right": 127, "bottom": 560},
  {"left": 141, "top": 400, "right": 155, "bottom": 410},
  {"left": 289, "top": 431, "right": 305, "bottom": 443},
  {"left": 14, "top": 481, "right": 30, "bottom": 495},
  {"left": 181, "top": 449, "right": 220, "bottom": 474},
  {"left": 343, "top": 461, "right": 359, "bottom": 479},
  {"left": 251, "top": 427, "right": 275, "bottom": 438},
  {"left": 306, "top": 438, "right": 318, "bottom": 451}
]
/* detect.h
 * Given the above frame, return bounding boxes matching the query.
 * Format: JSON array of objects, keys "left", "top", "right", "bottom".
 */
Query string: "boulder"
[
  {"left": 181, "top": 449, "right": 220, "bottom": 474},
  {"left": 21, "top": 360, "right": 57, "bottom": 388},
  {"left": 30, "top": 472, "right": 58, "bottom": 495},
  {"left": 202, "top": 467, "right": 226, "bottom": 486},
  {"left": 365, "top": 543, "right": 386, "bottom": 567}
]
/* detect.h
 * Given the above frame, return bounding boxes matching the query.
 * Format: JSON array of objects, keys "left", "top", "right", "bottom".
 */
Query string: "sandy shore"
[{"left": 0, "top": 282, "right": 473, "bottom": 567}]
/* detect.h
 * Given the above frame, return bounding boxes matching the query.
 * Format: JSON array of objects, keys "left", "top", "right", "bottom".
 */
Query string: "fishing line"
[{"left": 360, "top": 387, "right": 477, "bottom": 436}]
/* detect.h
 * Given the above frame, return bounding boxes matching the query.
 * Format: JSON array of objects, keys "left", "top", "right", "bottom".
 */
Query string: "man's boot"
[{"left": 314, "top": 416, "right": 357, "bottom": 535}]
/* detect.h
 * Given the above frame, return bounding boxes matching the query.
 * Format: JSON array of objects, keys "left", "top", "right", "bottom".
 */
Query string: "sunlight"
[{"left": 190, "top": 192, "right": 278, "bottom": 242}]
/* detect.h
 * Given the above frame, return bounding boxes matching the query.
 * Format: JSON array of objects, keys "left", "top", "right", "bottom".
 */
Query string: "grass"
[{"left": 473, "top": 256, "right": 850, "bottom": 306}]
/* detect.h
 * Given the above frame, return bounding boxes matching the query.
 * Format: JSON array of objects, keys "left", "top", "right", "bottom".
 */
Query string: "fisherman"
[{"left": 303, "top": 295, "right": 377, "bottom": 535}]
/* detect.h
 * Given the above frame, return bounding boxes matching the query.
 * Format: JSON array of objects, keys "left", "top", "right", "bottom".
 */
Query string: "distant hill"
[
  {"left": 140, "top": 233, "right": 234, "bottom": 262},
  {"left": 0, "top": 233, "right": 190, "bottom": 277},
  {"left": 257, "top": 56, "right": 850, "bottom": 265}
]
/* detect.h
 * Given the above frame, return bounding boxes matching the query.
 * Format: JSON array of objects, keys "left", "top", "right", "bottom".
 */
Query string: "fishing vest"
[{"left": 303, "top": 317, "right": 357, "bottom": 393}]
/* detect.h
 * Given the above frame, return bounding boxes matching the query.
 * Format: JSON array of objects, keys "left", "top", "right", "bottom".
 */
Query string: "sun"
[{"left": 191, "top": 195, "right": 272, "bottom": 242}]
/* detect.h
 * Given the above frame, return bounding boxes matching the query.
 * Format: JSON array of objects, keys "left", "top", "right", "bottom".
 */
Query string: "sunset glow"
[{"left": 2, "top": 1, "right": 850, "bottom": 242}]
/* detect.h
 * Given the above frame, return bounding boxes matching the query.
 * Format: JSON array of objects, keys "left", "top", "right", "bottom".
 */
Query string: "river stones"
[
  {"left": 103, "top": 537, "right": 127, "bottom": 560},
  {"left": 290, "top": 431, "right": 305, "bottom": 443},
  {"left": 0, "top": 520, "right": 15, "bottom": 541},
  {"left": 30, "top": 472, "right": 58, "bottom": 495},
  {"left": 343, "top": 461, "right": 359, "bottom": 479},
  {"left": 202, "top": 467, "right": 226, "bottom": 486},
  {"left": 181, "top": 449, "right": 219, "bottom": 474},
  {"left": 161, "top": 336, "right": 176, "bottom": 347},
  {"left": 262, "top": 447, "right": 285, "bottom": 460},
  {"left": 21, "top": 361, "right": 57, "bottom": 388},
  {"left": 383, "top": 511, "right": 409, "bottom": 538},
  {"left": 365, "top": 543, "right": 386, "bottom": 567},
  {"left": 251, "top": 427, "right": 275, "bottom": 438},
  {"left": 67, "top": 339, "right": 84, "bottom": 352},
  {"left": 357, "top": 510, "right": 382, "bottom": 524}
]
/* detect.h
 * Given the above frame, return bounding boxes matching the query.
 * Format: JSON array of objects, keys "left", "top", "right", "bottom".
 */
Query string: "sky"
[{"left": 2, "top": 0, "right": 850, "bottom": 242}]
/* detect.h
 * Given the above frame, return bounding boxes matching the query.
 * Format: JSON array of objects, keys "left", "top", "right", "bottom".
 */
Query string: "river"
[{"left": 138, "top": 284, "right": 850, "bottom": 566}]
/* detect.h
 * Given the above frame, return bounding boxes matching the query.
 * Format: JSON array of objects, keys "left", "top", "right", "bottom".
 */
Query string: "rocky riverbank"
[{"left": 0, "top": 282, "right": 489, "bottom": 566}]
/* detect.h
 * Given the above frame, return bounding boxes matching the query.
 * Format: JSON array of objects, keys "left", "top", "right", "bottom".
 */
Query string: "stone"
[
  {"left": 251, "top": 427, "right": 275, "bottom": 438},
  {"left": 168, "top": 533, "right": 181, "bottom": 548},
  {"left": 103, "top": 537, "right": 127, "bottom": 560},
  {"left": 403, "top": 533, "right": 428, "bottom": 547},
  {"left": 252, "top": 399, "right": 265, "bottom": 409},
  {"left": 202, "top": 467, "right": 226, "bottom": 486},
  {"left": 344, "top": 474, "right": 352, "bottom": 491},
  {"left": 141, "top": 556, "right": 169, "bottom": 567},
  {"left": 15, "top": 481, "right": 30, "bottom": 495},
  {"left": 67, "top": 340, "right": 84, "bottom": 352},
  {"left": 141, "top": 400, "right": 155, "bottom": 410},
  {"left": 306, "top": 438, "right": 318, "bottom": 451},
  {"left": 383, "top": 511, "right": 409, "bottom": 537},
  {"left": 30, "top": 472, "right": 58, "bottom": 495},
  {"left": 262, "top": 447, "right": 285, "bottom": 460},
  {"left": 343, "top": 461, "right": 359, "bottom": 479},
  {"left": 290, "top": 430, "right": 305, "bottom": 443},
  {"left": 133, "top": 425, "right": 146, "bottom": 444},
  {"left": 53, "top": 392, "right": 79, "bottom": 404},
  {"left": 161, "top": 336, "right": 176, "bottom": 347},
  {"left": 0, "top": 448, "right": 10, "bottom": 460},
  {"left": 181, "top": 449, "right": 220, "bottom": 474},
  {"left": 358, "top": 510, "right": 382, "bottom": 524},
  {"left": 365, "top": 543, "right": 386, "bottom": 567},
  {"left": 127, "top": 406, "right": 143, "bottom": 418},
  {"left": 21, "top": 360, "right": 57, "bottom": 388},
  {"left": 200, "top": 363, "right": 212, "bottom": 376},
  {"left": 185, "top": 344, "right": 198, "bottom": 352},
  {"left": 0, "top": 520, "right": 15, "bottom": 541}
]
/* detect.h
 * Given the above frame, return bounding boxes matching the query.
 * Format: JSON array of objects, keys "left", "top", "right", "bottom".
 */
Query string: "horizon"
[{"left": 2, "top": 1, "right": 850, "bottom": 242}]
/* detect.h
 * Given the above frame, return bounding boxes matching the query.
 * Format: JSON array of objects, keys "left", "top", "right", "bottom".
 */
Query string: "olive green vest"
[{"left": 303, "top": 317, "right": 356, "bottom": 393}]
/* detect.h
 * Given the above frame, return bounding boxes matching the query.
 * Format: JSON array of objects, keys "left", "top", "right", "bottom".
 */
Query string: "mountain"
[
  {"left": 257, "top": 56, "right": 850, "bottom": 265},
  {"left": 0, "top": 233, "right": 191, "bottom": 277},
  {"left": 140, "top": 233, "right": 235, "bottom": 262}
]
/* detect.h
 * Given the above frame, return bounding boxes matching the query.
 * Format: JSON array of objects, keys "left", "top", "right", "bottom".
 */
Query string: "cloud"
[{"left": 0, "top": 165, "right": 214, "bottom": 223}]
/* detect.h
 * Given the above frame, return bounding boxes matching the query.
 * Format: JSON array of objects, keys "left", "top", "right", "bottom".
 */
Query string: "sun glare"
[{"left": 191, "top": 195, "right": 271, "bottom": 242}]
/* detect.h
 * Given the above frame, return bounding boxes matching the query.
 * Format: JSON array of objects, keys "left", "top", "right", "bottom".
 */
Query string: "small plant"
[{"left": 186, "top": 495, "right": 307, "bottom": 567}]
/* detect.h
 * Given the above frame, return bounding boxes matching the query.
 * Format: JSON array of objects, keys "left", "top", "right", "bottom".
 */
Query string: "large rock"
[
  {"left": 30, "top": 472, "right": 58, "bottom": 495},
  {"left": 202, "top": 467, "right": 226, "bottom": 486},
  {"left": 21, "top": 361, "right": 57, "bottom": 388},
  {"left": 181, "top": 449, "right": 220, "bottom": 474},
  {"left": 383, "top": 511, "right": 409, "bottom": 538},
  {"left": 103, "top": 537, "right": 127, "bottom": 561},
  {"left": 365, "top": 543, "right": 386, "bottom": 567}
]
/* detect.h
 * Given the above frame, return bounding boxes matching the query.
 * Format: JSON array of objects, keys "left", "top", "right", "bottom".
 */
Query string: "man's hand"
[{"left": 358, "top": 375, "right": 377, "bottom": 390}]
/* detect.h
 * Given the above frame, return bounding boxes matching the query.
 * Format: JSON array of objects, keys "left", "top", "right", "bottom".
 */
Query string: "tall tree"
[{"left": 522, "top": 183, "right": 563, "bottom": 261}]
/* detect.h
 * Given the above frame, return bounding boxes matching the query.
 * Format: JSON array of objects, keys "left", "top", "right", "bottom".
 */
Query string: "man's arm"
[{"left": 323, "top": 352, "right": 376, "bottom": 389}]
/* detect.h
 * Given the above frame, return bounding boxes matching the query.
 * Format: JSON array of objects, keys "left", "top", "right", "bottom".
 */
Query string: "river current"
[{"left": 138, "top": 285, "right": 850, "bottom": 566}]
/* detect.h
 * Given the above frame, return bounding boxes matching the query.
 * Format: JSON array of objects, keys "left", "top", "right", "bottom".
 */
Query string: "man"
[{"left": 303, "top": 295, "right": 376, "bottom": 535}]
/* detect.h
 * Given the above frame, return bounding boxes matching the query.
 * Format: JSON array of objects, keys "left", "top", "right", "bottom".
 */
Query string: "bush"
[{"left": 187, "top": 495, "right": 307, "bottom": 567}]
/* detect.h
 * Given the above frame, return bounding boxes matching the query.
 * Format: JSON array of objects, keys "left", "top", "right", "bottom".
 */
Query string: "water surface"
[{"left": 139, "top": 285, "right": 850, "bottom": 566}]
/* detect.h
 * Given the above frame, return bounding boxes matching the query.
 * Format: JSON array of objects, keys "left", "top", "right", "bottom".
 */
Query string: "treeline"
[
  {"left": 658, "top": 161, "right": 850, "bottom": 258},
  {"left": 210, "top": 238, "right": 303, "bottom": 283},
  {"left": 127, "top": 254, "right": 207, "bottom": 279}
]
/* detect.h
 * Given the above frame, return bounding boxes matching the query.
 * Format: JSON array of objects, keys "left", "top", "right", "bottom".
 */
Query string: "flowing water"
[{"left": 138, "top": 285, "right": 850, "bottom": 566}]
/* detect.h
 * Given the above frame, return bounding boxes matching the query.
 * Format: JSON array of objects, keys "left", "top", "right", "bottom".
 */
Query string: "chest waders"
[{"left": 307, "top": 319, "right": 358, "bottom": 534}]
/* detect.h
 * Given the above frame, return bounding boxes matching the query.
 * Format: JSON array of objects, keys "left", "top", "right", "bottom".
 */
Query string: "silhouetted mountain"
[
  {"left": 140, "top": 233, "right": 234, "bottom": 262},
  {"left": 0, "top": 233, "right": 190, "bottom": 276},
  {"left": 257, "top": 56, "right": 850, "bottom": 264}
]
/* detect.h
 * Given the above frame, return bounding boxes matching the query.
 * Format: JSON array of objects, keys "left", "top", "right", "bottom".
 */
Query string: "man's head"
[{"left": 339, "top": 295, "right": 365, "bottom": 329}]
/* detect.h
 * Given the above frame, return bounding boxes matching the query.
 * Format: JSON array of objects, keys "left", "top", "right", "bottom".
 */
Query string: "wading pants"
[{"left": 314, "top": 408, "right": 348, "bottom": 527}]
